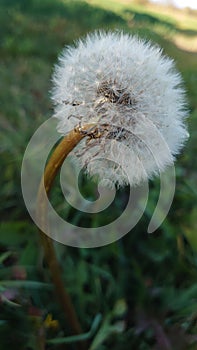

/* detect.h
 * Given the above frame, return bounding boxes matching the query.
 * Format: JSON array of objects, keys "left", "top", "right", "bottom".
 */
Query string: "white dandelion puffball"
[{"left": 52, "top": 31, "right": 189, "bottom": 188}]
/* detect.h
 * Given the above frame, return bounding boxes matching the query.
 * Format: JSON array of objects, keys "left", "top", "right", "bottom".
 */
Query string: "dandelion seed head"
[{"left": 52, "top": 31, "right": 189, "bottom": 187}]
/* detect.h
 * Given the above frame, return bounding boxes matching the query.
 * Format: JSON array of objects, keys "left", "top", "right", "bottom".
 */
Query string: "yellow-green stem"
[{"left": 37, "top": 124, "right": 95, "bottom": 349}]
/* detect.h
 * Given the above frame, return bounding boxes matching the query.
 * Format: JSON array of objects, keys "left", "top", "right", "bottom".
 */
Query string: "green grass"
[
  {"left": 0, "top": 0, "right": 197, "bottom": 349},
  {"left": 86, "top": 0, "right": 197, "bottom": 31}
]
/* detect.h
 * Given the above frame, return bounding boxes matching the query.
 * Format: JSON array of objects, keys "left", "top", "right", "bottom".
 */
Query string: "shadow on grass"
[
  {"left": 1, "top": 0, "right": 124, "bottom": 57},
  {"left": 124, "top": 8, "right": 197, "bottom": 36}
]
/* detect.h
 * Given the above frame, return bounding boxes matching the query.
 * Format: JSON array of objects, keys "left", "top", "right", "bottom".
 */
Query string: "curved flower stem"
[{"left": 36, "top": 124, "right": 95, "bottom": 349}]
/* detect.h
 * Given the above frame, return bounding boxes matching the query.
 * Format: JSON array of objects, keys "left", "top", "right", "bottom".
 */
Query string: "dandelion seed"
[{"left": 52, "top": 31, "right": 189, "bottom": 187}]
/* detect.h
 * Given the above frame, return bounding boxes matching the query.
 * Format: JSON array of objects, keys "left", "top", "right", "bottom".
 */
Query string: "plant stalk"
[{"left": 37, "top": 124, "right": 95, "bottom": 349}]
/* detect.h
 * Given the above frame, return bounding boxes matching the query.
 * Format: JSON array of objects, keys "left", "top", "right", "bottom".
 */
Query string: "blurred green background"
[{"left": 0, "top": 0, "right": 197, "bottom": 349}]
